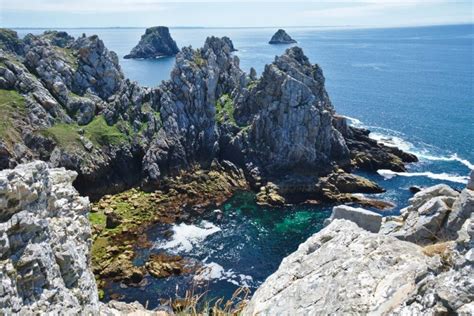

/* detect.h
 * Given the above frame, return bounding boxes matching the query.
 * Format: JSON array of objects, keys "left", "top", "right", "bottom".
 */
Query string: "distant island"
[
  {"left": 124, "top": 26, "right": 179, "bottom": 59},
  {"left": 269, "top": 29, "right": 297, "bottom": 44}
]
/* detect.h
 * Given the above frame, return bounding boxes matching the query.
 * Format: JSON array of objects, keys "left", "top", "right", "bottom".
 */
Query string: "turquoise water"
[
  {"left": 15, "top": 25, "right": 473, "bottom": 305},
  {"left": 106, "top": 192, "right": 331, "bottom": 308}
]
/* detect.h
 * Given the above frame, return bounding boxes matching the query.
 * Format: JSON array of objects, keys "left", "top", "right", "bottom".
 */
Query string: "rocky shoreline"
[
  {"left": 245, "top": 171, "right": 474, "bottom": 315},
  {"left": 0, "top": 26, "right": 448, "bottom": 314}
]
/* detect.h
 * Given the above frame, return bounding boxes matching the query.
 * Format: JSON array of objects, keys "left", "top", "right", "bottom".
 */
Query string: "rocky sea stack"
[
  {"left": 269, "top": 29, "right": 297, "bottom": 44},
  {"left": 124, "top": 26, "right": 179, "bottom": 59}
]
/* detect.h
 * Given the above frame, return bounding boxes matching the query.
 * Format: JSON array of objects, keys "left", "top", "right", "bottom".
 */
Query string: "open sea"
[{"left": 15, "top": 24, "right": 474, "bottom": 307}]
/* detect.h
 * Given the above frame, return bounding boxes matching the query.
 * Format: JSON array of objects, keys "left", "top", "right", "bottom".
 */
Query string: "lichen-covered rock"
[
  {"left": 0, "top": 161, "right": 99, "bottom": 314},
  {"left": 244, "top": 220, "right": 437, "bottom": 315},
  {"left": 124, "top": 26, "right": 179, "bottom": 59},
  {"left": 269, "top": 29, "right": 297, "bottom": 44}
]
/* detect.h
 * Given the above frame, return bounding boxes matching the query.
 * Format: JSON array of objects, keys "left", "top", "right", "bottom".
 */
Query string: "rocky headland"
[
  {"left": 124, "top": 26, "right": 179, "bottom": 59},
  {"left": 0, "top": 27, "right": 430, "bottom": 314},
  {"left": 269, "top": 29, "right": 297, "bottom": 44}
]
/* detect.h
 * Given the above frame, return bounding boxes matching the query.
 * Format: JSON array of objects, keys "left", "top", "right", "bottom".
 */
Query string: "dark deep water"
[{"left": 14, "top": 25, "right": 473, "bottom": 306}]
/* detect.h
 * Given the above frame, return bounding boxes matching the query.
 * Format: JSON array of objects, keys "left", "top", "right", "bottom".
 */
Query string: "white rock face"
[
  {"left": 325, "top": 205, "right": 382, "bottom": 233},
  {"left": 0, "top": 161, "right": 99, "bottom": 314},
  {"left": 244, "top": 220, "right": 436, "bottom": 315}
]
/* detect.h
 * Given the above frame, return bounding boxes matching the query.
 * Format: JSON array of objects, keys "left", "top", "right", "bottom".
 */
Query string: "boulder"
[
  {"left": 269, "top": 29, "right": 297, "bottom": 44},
  {"left": 325, "top": 205, "right": 382, "bottom": 233},
  {"left": 124, "top": 26, "right": 179, "bottom": 59}
]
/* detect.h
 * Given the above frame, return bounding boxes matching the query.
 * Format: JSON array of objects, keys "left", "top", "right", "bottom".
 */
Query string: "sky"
[{"left": 0, "top": 0, "right": 472, "bottom": 28}]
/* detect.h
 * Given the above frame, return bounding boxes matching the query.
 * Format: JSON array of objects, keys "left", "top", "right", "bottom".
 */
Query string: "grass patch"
[
  {"left": 247, "top": 80, "right": 259, "bottom": 90},
  {"left": 84, "top": 116, "right": 127, "bottom": 146},
  {"left": 54, "top": 46, "right": 78, "bottom": 70},
  {"left": 41, "top": 115, "right": 127, "bottom": 149},
  {"left": 215, "top": 94, "right": 237, "bottom": 126},
  {"left": 194, "top": 50, "right": 206, "bottom": 67},
  {"left": 0, "top": 89, "right": 26, "bottom": 146}
]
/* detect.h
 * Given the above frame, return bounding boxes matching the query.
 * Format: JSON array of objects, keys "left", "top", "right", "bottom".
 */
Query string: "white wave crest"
[
  {"left": 194, "top": 261, "right": 254, "bottom": 287},
  {"left": 418, "top": 153, "right": 474, "bottom": 170},
  {"left": 341, "top": 115, "right": 363, "bottom": 127},
  {"left": 155, "top": 221, "right": 221, "bottom": 253},
  {"left": 377, "top": 169, "right": 469, "bottom": 184},
  {"left": 369, "top": 132, "right": 414, "bottom": 152}
]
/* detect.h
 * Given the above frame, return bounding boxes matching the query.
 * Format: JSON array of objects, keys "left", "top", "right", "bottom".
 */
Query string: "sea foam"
[
  {"left": 194, "top": 261, "right": 254, "bottom": 287},
  {"left": 156, "top": 221, "right": 221, "bottom": 253},
  {"left": 377, "top": 169, "right": 469, "bottom": 184}
]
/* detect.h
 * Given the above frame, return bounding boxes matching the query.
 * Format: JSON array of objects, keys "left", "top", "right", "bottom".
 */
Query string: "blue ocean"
[{"left": 15, "top": 25, "right": 474, "bottom": 306}]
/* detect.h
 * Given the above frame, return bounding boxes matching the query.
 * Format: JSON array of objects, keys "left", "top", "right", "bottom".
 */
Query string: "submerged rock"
[
  {"left": 269, "top": 29, "right": 297, "bottom": 44},
  {"left": 124, "top": 26, "right": 179, "bottom": 59}
]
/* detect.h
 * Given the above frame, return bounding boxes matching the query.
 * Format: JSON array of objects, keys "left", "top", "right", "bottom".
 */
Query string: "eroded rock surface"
[{"left": 0, "top": 161, "right": 98, "bottom": 314}]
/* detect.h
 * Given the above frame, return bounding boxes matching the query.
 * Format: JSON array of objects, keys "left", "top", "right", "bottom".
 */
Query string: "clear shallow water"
[
  {"left": 106, "top": 192, "right": 331, "bottom": 308},
  {"left": 15, "top": 25, "right": 473, "bottom": 305}
]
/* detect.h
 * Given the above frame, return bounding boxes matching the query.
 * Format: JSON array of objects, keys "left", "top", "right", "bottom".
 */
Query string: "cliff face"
[
  {"left": 245, "top": 172, "right": 474, "bottom": 315},
  {"left": 0, "top": 28, "right": 414, "bottom": 200},
  {"left": 0, "top": 161, "right": 98, "bottom": 314}
]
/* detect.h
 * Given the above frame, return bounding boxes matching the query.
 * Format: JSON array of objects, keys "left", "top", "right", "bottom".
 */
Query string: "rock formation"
[
  {"left": 245, "top": 171, "right": 474, "bottom": 315},
  {"left": 0, "top": 161, "right": 98, "bottom": 313},
  {"left": 0, "top": 28, "right": 415, "bottom": 201},
  {"left": 124, "top": 26, "right": 179, "bottom": 59},
  {"left": 269, "top": 29, "right": 297, "bottom": 44}
]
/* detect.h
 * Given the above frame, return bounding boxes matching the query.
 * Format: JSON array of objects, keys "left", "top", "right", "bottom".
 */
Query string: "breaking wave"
[
  {"left": 155, "top": 221, "right": 221, "bottom": 253},
  {"left": 377, "top": 169, "right": 469, "bottom": 184}
]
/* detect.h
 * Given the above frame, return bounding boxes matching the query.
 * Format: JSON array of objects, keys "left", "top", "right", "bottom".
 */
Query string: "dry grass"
[
  {"left": 163, "top": 286, "right": 250, "bottom": 316},
  {"left": 422, "top": 241, "right": 455, "bottom": 269}
]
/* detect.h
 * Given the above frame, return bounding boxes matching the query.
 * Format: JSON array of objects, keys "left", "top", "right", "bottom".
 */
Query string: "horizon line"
[{"left": 4, "top": 22, "right": 473, "bottom": 30}]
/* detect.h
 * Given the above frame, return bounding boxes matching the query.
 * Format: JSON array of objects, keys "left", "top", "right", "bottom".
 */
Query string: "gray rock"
[
  {"left": 468, "top": 170, "right": 474, "bottom": 190},
  {"left": 326, "top": 205, "right": 382, "bottom": 233},
  {"left": 269, "top": 29, "right": 297, "bottom": 44},
  {"left": 0, "top": 161, "right": 99, "bottom": 314},
  {"left": 124, "top": 26, "right": 179, "bottom": 59},
  {"left": 244, "top": 220, "right": 436, "bottom": 315}
]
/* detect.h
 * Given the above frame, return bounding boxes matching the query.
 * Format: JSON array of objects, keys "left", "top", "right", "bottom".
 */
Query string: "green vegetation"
[
  {"left": 193, "top": 50, "right": 206, "bottom": 67},
  {"left": 215, "top": 94, "right": 237, "bottom": 126},
  {"left": 0, "top": 89, "right": 26, "bottom": 146},
  {"left": 41, "top": 115, "right": 127, "bottom": 150},
  {"left": 247, "top": 80, "right": 259, "bottom": 90},
  {"left": 54, "top": 47, "right": 79, "bottom": 70},
  {"left": 84, "top": 116, "right": 127, "bottom": 146}
]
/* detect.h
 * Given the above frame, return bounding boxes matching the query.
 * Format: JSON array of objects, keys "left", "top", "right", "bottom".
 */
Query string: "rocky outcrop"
[
  {"left": 124, "top": 26, "right": 179, "bottom": 59},
  {"left": 0, "top": 161, "right": 99, "bottom": 313},
  {"left": 245, "top": 173, "right": 474, "bottom": 315},
  {"left": 233, "top": 47, "right": 349, "bottom": 176},
  {"left": 382, "top": 180, "right": 473, "bottom": 245},
  {"left": 269, "top": 29, "right": 297, "bottom": 44}
]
